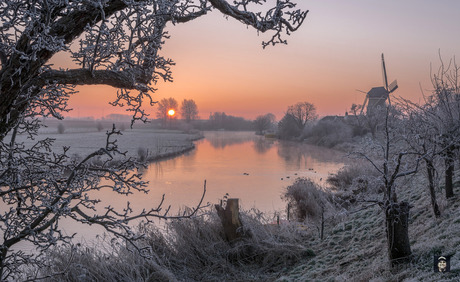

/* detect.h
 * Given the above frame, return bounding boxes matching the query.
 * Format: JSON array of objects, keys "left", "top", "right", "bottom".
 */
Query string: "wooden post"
[{"left": 215, "top": 198, "right": 243, "bottom": 242}]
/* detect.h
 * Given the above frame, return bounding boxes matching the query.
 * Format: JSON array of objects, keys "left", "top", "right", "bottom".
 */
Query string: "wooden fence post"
[{"left": 215, "top": 198, "right": 243, "bottom": 242}]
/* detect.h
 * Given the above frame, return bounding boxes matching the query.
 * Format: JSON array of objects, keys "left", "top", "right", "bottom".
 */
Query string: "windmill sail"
[
  {"left": 360, "top": 95, "right": 369, "bottom": 115},
  {"left": 381, "top": 53, "right": 388, "bottom": 90},
  {"left": 389, "top": 80, "right": 398, "bottom": 93}
]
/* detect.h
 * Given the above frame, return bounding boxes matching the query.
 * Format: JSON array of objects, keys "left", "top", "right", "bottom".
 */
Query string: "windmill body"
[
  {"left": 360, "top": 54, "right": 398, "bottom": 116},
  {"left": 366, "top": 86, "right": 389, "bottom": 115}
]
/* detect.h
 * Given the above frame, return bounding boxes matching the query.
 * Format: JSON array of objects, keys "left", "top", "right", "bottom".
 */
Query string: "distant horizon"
[{"left": 62, "top": 109, "right": 349, "bottom": 122}]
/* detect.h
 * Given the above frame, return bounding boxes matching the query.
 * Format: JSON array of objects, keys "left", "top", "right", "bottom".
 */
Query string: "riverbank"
[
  {"left": 16, "top": 128, "right": 203, "bottom": 163},
  {"left": 279, "top": 166, "right": 460, "bottom": 282},
  {"left": 281, "top": 174, "right": 460, "bottom": 281}
]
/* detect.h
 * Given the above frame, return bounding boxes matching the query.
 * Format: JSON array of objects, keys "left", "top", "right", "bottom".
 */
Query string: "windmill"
[{"left": 360, "top": 53, "right": 398, "bottom": 115}]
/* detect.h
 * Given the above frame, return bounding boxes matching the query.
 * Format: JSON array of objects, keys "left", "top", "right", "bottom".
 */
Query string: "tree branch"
[
  {"left": 209, "top": 0, "right": 307, "bottom": 47},
  {"left": 209, "top": 0, "right": 306, "bottom": 32},
  {"left": 36, "top": 68, "right": 150, "bottom": 92}
]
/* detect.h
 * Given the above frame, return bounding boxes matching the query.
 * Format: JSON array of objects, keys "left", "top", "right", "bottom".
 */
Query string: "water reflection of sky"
[{"left": 141, "top": 131, "right": 346, "bottom": 217}]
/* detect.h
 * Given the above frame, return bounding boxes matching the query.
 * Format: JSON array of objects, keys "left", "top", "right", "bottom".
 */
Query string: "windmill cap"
[{"left": 367, "top": 87, "right": 389, "bottom": 98}]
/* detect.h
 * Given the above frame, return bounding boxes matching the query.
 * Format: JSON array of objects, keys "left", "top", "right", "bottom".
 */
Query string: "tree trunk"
[
  {"left": 0, "top": 246, "right": 7, "bottom": 280},
  {"left": 426, "top": 160, "right": 441, "bottom": 217},
  {"left": 215, "top": 198, "right": 243, "bottom": 242},
  {"left": 385, "top": 201, "right": 411, "bottom": 266},
  {"left": 445, "top": 149, "right": 454, "bottom": 198}
]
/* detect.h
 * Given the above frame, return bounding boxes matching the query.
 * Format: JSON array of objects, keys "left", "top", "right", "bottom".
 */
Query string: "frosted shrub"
[
  {"left": 57, "top": 123, "right": 65, "bottom": 134},
  {"left": 137, "top": 147, "right": 149, "bottom": 162},
  {"left": 282, "top": 178, "right": 337, "bottom": 224},
  {"left": 326, "top": 164, "right": 363, "bottom": 189},
  {"left": 96, "top": 122, "right": 104, "bottom": 132},
  {"left": 303, "top": 119, "right": 354, "bottom": 147},
  {"left": 327, "top": 163, "right": 382, "bottom": 208}
]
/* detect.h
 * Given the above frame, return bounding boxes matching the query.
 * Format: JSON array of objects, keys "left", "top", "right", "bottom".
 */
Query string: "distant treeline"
[
  {"left": 193, "top": 112, "right": 254, "bottom": 131},
  {"left": 46, "top": 112, "right": 255, "bottom": 132}
]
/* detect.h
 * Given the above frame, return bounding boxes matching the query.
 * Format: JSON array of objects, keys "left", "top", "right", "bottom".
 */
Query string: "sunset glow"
[
  {"left": 58, "top": 1, "right": 460, "bottom": 121},
  {"left": 168, "top": 109, "right": 176, "bottom": 117}
]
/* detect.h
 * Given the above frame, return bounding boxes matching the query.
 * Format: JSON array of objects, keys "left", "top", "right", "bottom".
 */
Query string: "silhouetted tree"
[
  {"left": 207, "top": 112, "right": 252, "bottom": 130},
  {"left": 349, "top": 103, "right": 363, "bottom": 127},
  {"left": 181, "top": 99, "right": 199, "bottom": 123},
  {"left": 277, "top": 113, "right": 302, "bottom": 139},
  {"left": 287, "top": 102, "right": 318, "bottom": 130},
  {"left": 254, "top": 113, "right": 275, "bottom": 134},
  {"left": 156, "top": 97, "right": 178, "bottom": 127}
]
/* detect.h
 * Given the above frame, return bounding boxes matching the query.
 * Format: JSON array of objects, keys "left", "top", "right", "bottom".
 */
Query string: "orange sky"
[{"left": 58, "top": 1, "right": 460, "bottom": 121}]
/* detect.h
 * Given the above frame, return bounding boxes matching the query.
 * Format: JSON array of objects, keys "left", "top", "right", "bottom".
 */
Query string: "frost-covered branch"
[
  {"left": 209, "top": 0, "right": 308, "bottom": 47},
  {"left": 37, "top": 68, "right": 151, "bottom": 92}
]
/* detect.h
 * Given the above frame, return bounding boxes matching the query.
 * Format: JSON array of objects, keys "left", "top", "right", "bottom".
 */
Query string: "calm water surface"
[{"left": 139, "top": 131, "right": 346, "bottom": 215}]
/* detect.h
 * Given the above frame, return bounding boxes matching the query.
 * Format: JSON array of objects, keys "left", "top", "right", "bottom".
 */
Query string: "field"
[{"left": 15, "top": 119, "right": 203, "bottom": 162}]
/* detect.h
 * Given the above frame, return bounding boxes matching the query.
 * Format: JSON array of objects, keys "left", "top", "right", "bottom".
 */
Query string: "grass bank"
[
  {"left": 280, "top": 173, "right": 460, "bottom": 281},
  {"left": 16, "top": 128, "right": 203, "bottom": 163}
]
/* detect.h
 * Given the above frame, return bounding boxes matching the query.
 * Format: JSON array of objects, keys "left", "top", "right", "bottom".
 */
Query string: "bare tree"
[
  {"left": 354, "top": 104, "right": 419, "bottom": 266},
  {"left": 397, "top": 98, "right": 442, "bottom": 217},
  {"left": 180, "top": 99, "right": 199, "bottom": 123},
  {"left": 253, "top": 113, "right": 275, "bottom": 135},
  {"left": 286, "top": 102, "right": 318, "bottom": 130},
  {"left": 349, "top": 103, "right": 363, "bottom": 127},
  {"left": 0, "top": 0, "right": 308, "bottom": 279},
  {"left": 427, "top": 53, "right": 460, "bottom": 199},
  {"left": 156, "top": 97, "right": 179, "bottom": 127}
]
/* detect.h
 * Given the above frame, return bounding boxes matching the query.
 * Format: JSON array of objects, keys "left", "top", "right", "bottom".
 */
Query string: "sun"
[{"left": 168, "top": 109, "right": 175, "bottom": 116}]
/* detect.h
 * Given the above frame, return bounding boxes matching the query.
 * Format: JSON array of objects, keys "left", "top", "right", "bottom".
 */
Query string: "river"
[{"left": 138, "top": 131, "right": 346, "bottom": 216}]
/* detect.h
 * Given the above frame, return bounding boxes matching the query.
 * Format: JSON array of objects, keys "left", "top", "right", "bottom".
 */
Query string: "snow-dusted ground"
[{"left": 15, "top": 127, "right": 202, "bottom": 162}]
